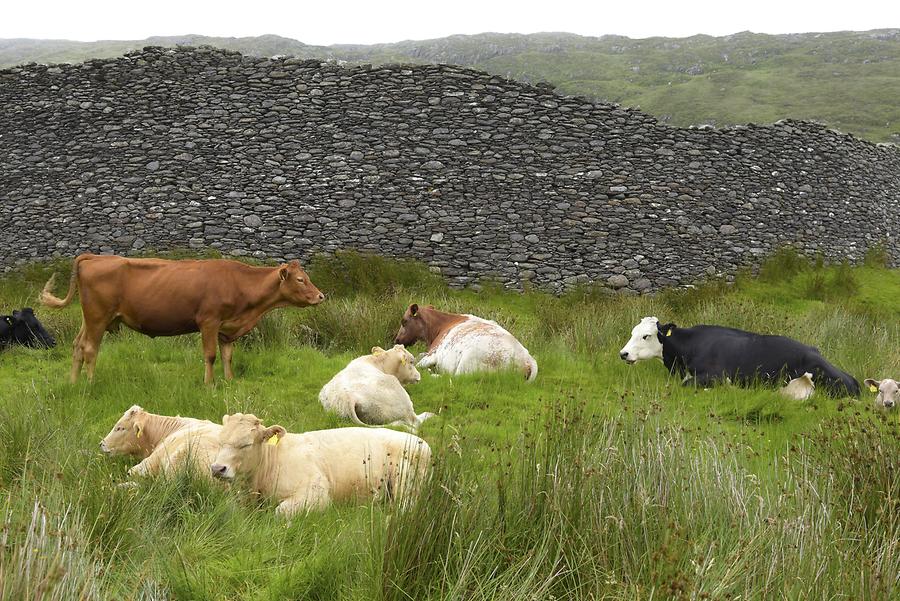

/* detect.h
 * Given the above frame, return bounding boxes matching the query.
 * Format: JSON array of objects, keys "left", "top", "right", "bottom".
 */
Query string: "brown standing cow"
[{"left": 40, "top": 254, "right": 324, "bottom": 383}]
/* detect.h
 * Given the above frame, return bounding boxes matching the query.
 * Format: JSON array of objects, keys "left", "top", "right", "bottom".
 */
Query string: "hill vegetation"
[{"left": 2, "top": 29, "right": 899, "bottom": 141}]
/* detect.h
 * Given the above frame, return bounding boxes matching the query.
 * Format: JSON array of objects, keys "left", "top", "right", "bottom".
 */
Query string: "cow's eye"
[
  {"left": 297, "top": 277, "right": 305, "bottom": 284},
  {"left": 642, "top": 335, "right": 650, "bottom": 340}
]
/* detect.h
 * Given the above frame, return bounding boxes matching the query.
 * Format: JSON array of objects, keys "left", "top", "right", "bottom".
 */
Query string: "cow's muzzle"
[
  {"left": 619, "top": 351, "right": 635, "bottom": 364},
  {"left": 210, "top": 463, "right": 232, "bottom": 479}
]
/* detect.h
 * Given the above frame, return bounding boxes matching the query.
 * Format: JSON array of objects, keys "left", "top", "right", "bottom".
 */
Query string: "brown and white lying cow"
[
  {"left": 865, "top": 378, "right": 899, "bottom": 409},
  {"left": 393, "top": 304, "right": 537, "bottom": 380},
  {"left": 319, "top": 344, "right": 434, "bottom": 429},
  {"left": 210, "top": 413, "right": 431, "bottom": 517},
  {"left": 100, "top": 405, "right": 221, "bottom": 478},
  {"left": 41, "top": 254, "right": 324, "bottom": 383}
]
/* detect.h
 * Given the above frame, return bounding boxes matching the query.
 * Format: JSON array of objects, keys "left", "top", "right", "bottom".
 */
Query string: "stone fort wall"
[{"left": 1, "top": 46, "right": 897, "bottom": 292}]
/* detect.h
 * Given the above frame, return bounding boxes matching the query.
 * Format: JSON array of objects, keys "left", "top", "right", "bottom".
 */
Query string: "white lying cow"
[
  {"left": 319, "top": 344, "right": 434, "bottom": 429},
  {"left": 865, "top": 378, "right": 899, "bottom": 409},
  {"left": 100, "top": 405, "right": 222, "bottom": 478},
  {"left": 210, "top": 413, "right": 431, "bottom": 517},
  {"left": 393, "top": 304, "right": 537, "bottom": 380}
]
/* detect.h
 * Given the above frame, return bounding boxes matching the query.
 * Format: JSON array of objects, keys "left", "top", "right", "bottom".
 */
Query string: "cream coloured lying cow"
[
  {"left": 100, "top": 405, "right": 221, "bottom": 478},
  {"left": 865, "top": 378, "right": 899, "bottom": 409},
  {"left": 319, "top": 344, "right": 434, "bottom": 429},
  {"left": 780, "top": 372, "right": 815, "bottom": 400},
  {"left": 210, "top": 413, "right": 431, "bottom": 517},
  {"left": 393, "top": 304, "right": 537, "bottom": 380}
]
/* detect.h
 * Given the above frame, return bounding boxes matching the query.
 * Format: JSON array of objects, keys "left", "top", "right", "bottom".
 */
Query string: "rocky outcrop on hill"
[{"left": 1, "top": 46, "right": 896, "bottom": 291}]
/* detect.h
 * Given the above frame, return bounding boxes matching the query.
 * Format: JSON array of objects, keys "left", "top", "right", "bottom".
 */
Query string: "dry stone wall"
[{"left": 1, "top": 46, "right": 897, "bottom": 292}]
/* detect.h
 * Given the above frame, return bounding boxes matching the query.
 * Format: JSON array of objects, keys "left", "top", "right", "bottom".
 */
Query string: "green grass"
[{"left": 0, "top": 251, "right": 899, "bottom": 599}]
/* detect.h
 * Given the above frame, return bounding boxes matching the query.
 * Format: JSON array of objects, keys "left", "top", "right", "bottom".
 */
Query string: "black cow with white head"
[
  {"left": 0, "top": 308, "right": 56, "bottom": 350},
  {"left": 619, "top": 316, "right": 859, "bottom": 397}
]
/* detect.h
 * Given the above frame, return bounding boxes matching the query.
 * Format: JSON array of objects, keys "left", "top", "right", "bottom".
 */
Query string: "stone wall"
[{"left": 1, "top": 45, "right": 897, "bottom": 292}]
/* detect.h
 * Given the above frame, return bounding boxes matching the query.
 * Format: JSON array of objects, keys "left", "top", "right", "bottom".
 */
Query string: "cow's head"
[
  {"left": 9, "top": 308, "right": 55, "bottom": 348},
  {"left": 210, "top": 413, "right": 286, "bottom": 480},
  {"left": 278, "top": 260, "right": 325, "bottom": 307},
  {"left": 394, "top": 304, "right": 429, "bottom": 347},
  {"left": 865, "top": 378, "right": 899, "bottom": 409},
  {"left": 619, "top": 317, "right": 675, "bottom": 364},
  {"left": 372, "top": 344, "right": 421, "bottom": 384},
  {"left": 100, "top": 405, "right": 147, "bottom": 455}
]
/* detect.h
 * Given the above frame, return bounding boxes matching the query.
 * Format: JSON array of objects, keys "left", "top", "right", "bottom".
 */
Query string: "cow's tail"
[
  {"left": 524, "top": 354, "right": 538, "bottom": 382},
  {"left": 347, "top": 403, "right": 370, "bottom": 427},
  {"left": 40, "top": 255, "right": 85, "bottom": 309}
]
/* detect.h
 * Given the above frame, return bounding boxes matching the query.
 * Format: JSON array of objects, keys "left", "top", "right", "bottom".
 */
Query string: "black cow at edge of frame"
[{"left": 0, "top": 307, "right": 56, "bottom": 350}]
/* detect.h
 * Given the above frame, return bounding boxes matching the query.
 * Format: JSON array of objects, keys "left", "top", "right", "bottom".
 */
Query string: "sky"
[{"left": 2, "top": 0, "right": 898, "bottom": 44}]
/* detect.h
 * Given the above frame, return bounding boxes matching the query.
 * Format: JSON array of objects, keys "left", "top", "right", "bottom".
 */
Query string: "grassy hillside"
[
  {"left": 0, "top": 251, "right": 899, "bottom": 599},
  {"left": 2, "top": 30, "right": 899, "bottom": 141}
]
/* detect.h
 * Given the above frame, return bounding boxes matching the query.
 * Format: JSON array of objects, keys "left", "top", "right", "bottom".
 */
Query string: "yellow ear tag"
[
  {"left": 136, "top": 429, "right": 142, "bottom": 439},
  {"left": 267, "top": 434, "right": 280, "bottom": 446},
  {"left": 870, "top": 385, "right": 879, "bottom": 393},
  {"left": 666, "top": 330, "right": 672, "bottom": 337}
]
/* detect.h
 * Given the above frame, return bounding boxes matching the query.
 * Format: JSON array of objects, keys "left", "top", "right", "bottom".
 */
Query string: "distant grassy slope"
[{"left": 2, "top": 30, "right": 899, "bottom": 141}]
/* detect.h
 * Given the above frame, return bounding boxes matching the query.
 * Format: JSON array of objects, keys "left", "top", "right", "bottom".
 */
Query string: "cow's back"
[
  {"left": 290, "top": 428, "right": 430, "bottom": 501},
  {"left": 319, "top": 360, "right": 410, "bottom": 423},
  {"left": 78, "top": 256, "right": 248, "bottom": 336},
  {"left": 435, "top": 316, "right": 533, "bottom": 375},
  {"left": 676, "top": 326, "right": 830, "bottom": 381}
]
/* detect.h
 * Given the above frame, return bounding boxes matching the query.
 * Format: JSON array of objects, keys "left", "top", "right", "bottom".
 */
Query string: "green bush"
[
  {"left": 306, "top": 251, "right": 446, "bottom": 299},
  {"left": 758, "top": 246, "right": 810, "bottom": 282},
  {"left": 864, "top": 241, "right": 892, "bottom": 268}
]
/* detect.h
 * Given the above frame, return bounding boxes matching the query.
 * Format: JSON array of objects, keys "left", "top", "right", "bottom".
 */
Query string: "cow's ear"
[
  {"left": 133, "top": 421, "right": 143, "bottom": 439},
  {"left": 864, "top": 379, "right": 881, "bottom": 392},
  {"left": 658, "top": 322, "right": 676, "bottom": 338},
  {"left": 126, "top": 404, "right": 143, "bottom": 416},
  {"left": 279, "top": 265, "right": 289, "bottom": 281},
  {"left": 371, "top": 346, "right": 385, "bottom": 355},
  {"left": 409, "top": 304, "right": 419, "bottom": 317},
  {"left": 261, "top": 425, "right": 287, "bottom": 445}
]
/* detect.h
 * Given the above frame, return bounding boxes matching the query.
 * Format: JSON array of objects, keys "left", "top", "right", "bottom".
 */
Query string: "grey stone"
[
  {"left": 243, "top": 214, "right": 263, "bottom": 228},
  {"left": 607, "top": 274, "right": 629, "bottom": 288}
]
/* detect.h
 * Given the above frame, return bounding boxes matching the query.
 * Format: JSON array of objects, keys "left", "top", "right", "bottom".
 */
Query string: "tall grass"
[{"left": 381, "top": 400, "right": 900, "bottom": 599}]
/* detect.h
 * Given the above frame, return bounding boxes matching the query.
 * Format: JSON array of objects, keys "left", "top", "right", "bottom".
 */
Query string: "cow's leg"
[
  {"left": 219, "top": 340, "right": 235, "bottom": 381},
  {"left": 80, "top": 322, "right": 107, "bottom": 382},
  {"left": 69, "top": 323, "right": 86, "bottom": 383},
  {"left": 276, "top": 487, "right": 331, "bottom": 518},
  {"left": 200, "top": 324, "right": 220, "bottom": 384},
  {"left": 416, "top": 353, "right": 437, "bottom": 370}
]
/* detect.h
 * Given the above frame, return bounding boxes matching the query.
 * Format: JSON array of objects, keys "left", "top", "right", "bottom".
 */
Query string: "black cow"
[
  {"left": 619, "top": 316, "right": 859, "bottom": 397},
  {"left": 0, "top": 308, "right": 56, "bottom": 350}
]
